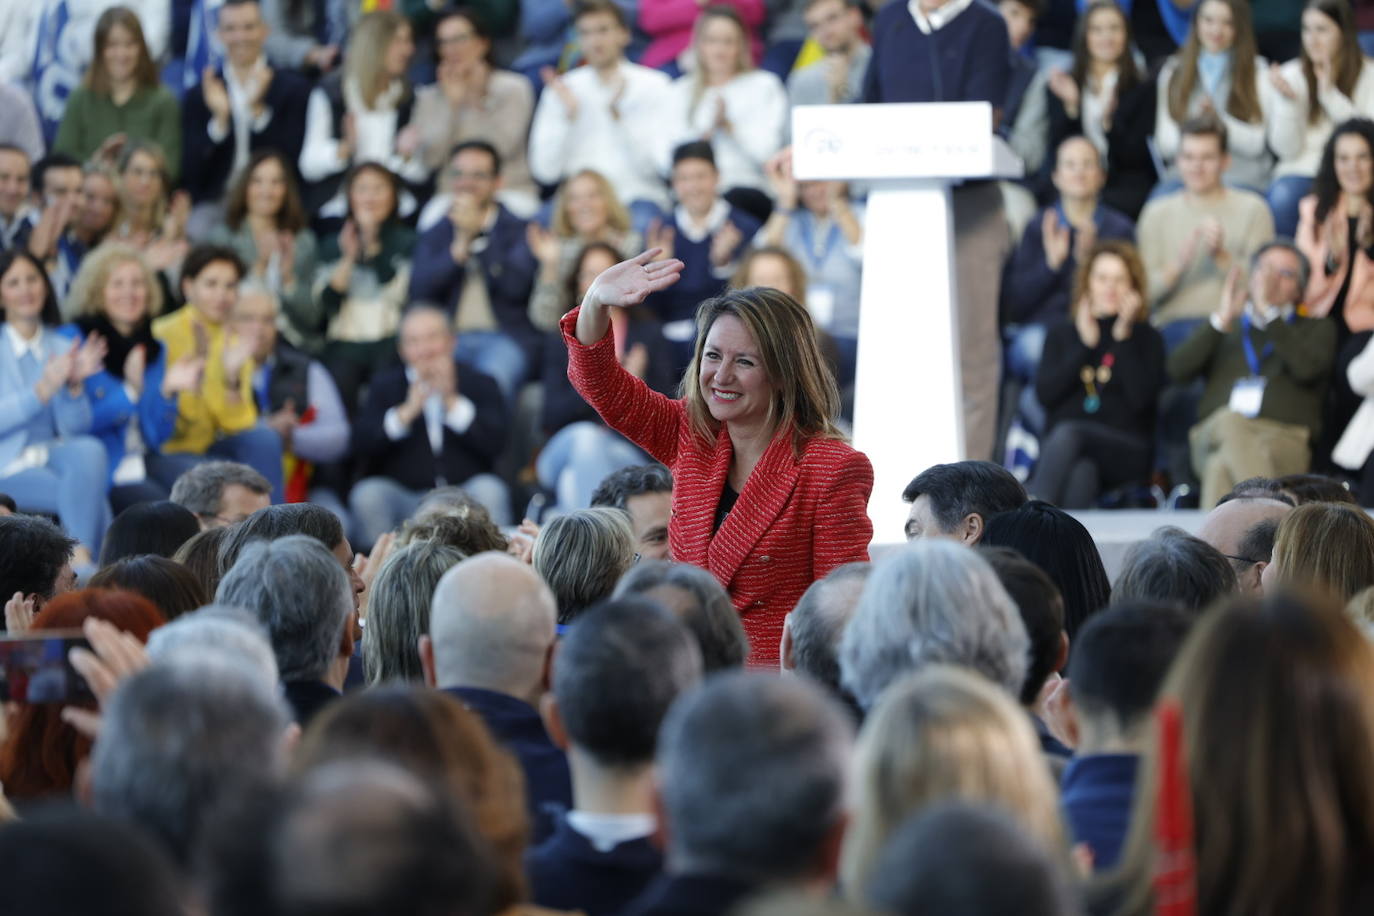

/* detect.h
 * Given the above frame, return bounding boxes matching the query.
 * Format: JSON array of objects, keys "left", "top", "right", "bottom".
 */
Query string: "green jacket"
[{"left": 54, "top": 86, "right": 182, "bottom": 182}]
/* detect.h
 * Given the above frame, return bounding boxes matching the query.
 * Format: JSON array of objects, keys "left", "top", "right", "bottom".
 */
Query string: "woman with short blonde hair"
[{"left": 363, "top": 540, "right": 466, "bottom": 684}]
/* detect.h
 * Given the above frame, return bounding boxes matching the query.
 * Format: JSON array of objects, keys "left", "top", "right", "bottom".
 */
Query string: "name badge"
[
  {"left": 1228, "top": 376, "right": 1267, "bottom": 419},
  {"left": 808, "top": 285, "right": 835, "bottom": 329}
]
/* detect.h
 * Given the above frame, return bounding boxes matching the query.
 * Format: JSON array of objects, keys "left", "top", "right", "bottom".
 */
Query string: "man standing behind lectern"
[{"left": 864, "top": 0, "right": 1011, "bottom": 461}]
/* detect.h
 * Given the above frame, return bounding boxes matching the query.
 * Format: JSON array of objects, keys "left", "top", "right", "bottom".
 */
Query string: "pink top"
[{"left": 637, "top": 0, "right": 766, "bottom": 70}]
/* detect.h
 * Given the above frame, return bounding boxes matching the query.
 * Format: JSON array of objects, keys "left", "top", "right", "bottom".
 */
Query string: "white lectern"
[{"left": 791, "top": 102, "right": 1024, "bottom": 541}]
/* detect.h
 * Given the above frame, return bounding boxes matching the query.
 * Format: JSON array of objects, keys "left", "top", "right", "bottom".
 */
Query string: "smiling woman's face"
[{"left": 698, "top": 313, "right": 775, "bottom": 427}]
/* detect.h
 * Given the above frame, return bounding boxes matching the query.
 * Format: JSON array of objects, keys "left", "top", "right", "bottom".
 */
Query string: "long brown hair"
[
  {"left": 1070, "top": 0, "right": 1140, "bottom": 94},
  {"left": 1302, "top": 0, "right": 1364, "bottom": 126},
  {"left": 85, "top": 6, "right": 161, "bottom": 94},
  {"left": 224, "top": 150, "right": 308, "bottom": 234},
  {"left": 1099, "top": 592, "right": 1374, "bottom": 916},
  {"left": 1270, "top": 502, "right": 1374, "bottom": 603},
  {"left": 681, "top": 286, "right": 844, "bottom": 455},
  {"left": 1070, "top": 239, "right": 1149, "bottom": 320},
  {"left": 1167, "top": 0, "right": 1262, "bottom": 124}
]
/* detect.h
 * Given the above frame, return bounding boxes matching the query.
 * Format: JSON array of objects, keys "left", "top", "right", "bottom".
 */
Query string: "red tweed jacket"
[{"left": 562, "top": 310, "right": 874, "bottom": 666}]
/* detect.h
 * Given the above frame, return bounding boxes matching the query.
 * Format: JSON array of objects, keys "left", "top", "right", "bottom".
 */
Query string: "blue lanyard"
[{"left": 1240, "top": 312, "right": 1293, "bottom": 376}]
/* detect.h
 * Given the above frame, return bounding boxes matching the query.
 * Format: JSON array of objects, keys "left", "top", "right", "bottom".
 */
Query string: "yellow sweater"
[{"left": 151, "top": 306, "right": 257, "bottom": 454}]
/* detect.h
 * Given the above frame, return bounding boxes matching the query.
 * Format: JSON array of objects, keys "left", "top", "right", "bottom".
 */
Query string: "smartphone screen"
[{"left": 0, "top": 630, "right": 94, "bottom": 704}]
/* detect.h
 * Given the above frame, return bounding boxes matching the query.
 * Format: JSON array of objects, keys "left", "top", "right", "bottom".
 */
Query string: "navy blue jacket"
[
  {"left": 1001, "top": 204, "right": 1136, "bottom": 327},
  {"left": 526, "top": 812, "right": 663, "bottom": 915},
  {"left": 408, "top": 205, "right": 541, "bottom": 364},
  {"left": 1040, "top": 79, "right": 1158, "bottom": 219},
  {"left": 282, "top": 679, "right": 341, "bottom": 728},
  {"left": 863, "top": 0, "right": 1011, "bottom": 107},
  {"left": 181, "top": 66, "right": 311, "bottom": 203},
  {"left": 541, "top": 314, "right": 676, "bottom": 435},
  {"left": 444, "top": 686, "right": 572, "bottom": 844},
  {"left": 648, "top": 207, "right": 760, "bottom": 327},
  {"left": 620, "top": 872, "right": 758, "bottom": 916},
  {"left": 1060, "top": 752, "right": 1139, "bottom": 871}
]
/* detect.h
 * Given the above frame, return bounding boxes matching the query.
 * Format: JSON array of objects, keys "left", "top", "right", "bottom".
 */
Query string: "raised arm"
[{"left": 575, "top": 249, "right": 684, "bottom": 345}]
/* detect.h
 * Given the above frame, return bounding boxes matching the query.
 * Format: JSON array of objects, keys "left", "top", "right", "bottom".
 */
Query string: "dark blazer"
[
  {"left": 444, "top": 686, "right": 572, "bottom": 845},
  {"left": 300, "top": 71, "right": 417, "bottom": 215},
  {"left": 526, "top": 812, "right": 663, "bottom": 915},
  {"left": 1000, "top": 204, "right": 1137, "bottom": 327},
  {"left": 1061, "top": 753, "right": 1139, "bottom": 871},
  {"left": 1040, "top": 78, "right": 1157, "bottom": 219},
  {"left": 408, "top": 205, "right": 541, "bottom": 364},
  {"left": 282, "top": 679, "right": 341, "bottom": 727},
  {"left": 619, "top": 872, "right": 759, "bottom": 916},
  {"left": 563, "top": 309, "right": 873, "bottom": 668},
  {"left": 181, "top": 66, "right": 311, "bottom": 203},
  {"left": 351, "top": 362, "right": 506, "bottom": 492}
]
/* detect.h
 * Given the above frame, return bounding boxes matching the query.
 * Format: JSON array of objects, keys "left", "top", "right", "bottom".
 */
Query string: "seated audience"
[
  {"left": 88, "top": 554, "right": 207, "bottom": 620},
  {"left": 1275, "top": 470, "right": 1359, "bottom": 503},
  {"left": 316, "top": 163, "right": 415, "bottom": 413},
  {"left": 0, "top": 589, "right": 164, "bottom": 802},
  {"left": 66, "top": 165, "right": 121, "bottom": 270},
  {"left": 1263, "top": 501, "right": 1374, "bottom": 602},
  {"left": 169, "top": 460, "right": 271, "bottom": 529},
  {"left": 298, "top": 11, "right": 425, "bottom": 219},
  {"left": 361, "top": 539, "right": 464, "bottom": 684},
  {"left": 153, "top": 245, "right": 284, "bottom": 499},
  {"left": 1139, "top": 116, "right": 1275, "bottom": 339},
  {"left": 529, "top": 0, "right": 673, "bottom": 222},
  {"left": 622, "top": 671, "right": 851, "bottom": 916},
  {"left": 95, "top": 500, "right": 200, "bottom": 566},
  {"left": 839, "top": 540, "right": 1030, "bottom": 710},
  {"left": 660, "top": 6, "right": 787, "bottom": 221},
  {"left": 1001, "top": 0, "right": 1051, "bottom": 176},
  {"left": 0, "top": 514, "right": 77, "bottom": 618},
  {"left": 25, "top": 153, "right": 86, "bottom": 302},
  {"left": 1168, "top": 241, "right": 1337, "bottom": 509},
  {"left": 208, "top": 151, "right": 322, "bottom": 351},
  {"left": 532, "top": 507, "right": 636, "bottom": 625},
  {"left": 0, "top": 250, "right": 111, "bottom": 557},
  {"left": 215, "top": 502, "right": 364, "bottom": 600},
  {"left": 529, "top": 598, "right": 703, "bottom": 915},
  {"left": 412, "top": 8, "right": 537, "bottom": 217},
  {"left": 1041, "top": 0, "right": 1157, "bottom": 219},
  {"left": 981, "top": 500, "right": 1113, "bottom": 637},
  {"left": 780, "top": 561, "right": 870, "bottom": 704},
  {"left": 259, "top": 0, "right": 344, "bottom": 72},
  {"left": 1028, "top": 241, "right": 1166, "bottom": 508},
  {"left": 1060, "top": 601, "right": 1192, "bottom": 871},
  {"left": 1267, "top": 0, "right": 1374, "bottom": 239},
  {"left": 902, "top": 460, "right": 1028, "bottom": 544},
  {"left": 1094, "top": 592, "right": 1374, "bottom": 914},
  {"left": 350, "top": 305, "right": 509, "bottom": 547},
  {"left": 109, "top": 142, "right": 188, "bottom": 277},
  {"left": 394, "top": 501, "right": 508, "bottom": 555},
  {"left": 639, "top": 0, "right": 764, "bottom": 73},
  {"left": 54, "top": 8, "right": 181, "bottom": 182},
  {"left": 840, "top": 666, "right": 1067, "bottom": 894},
  {"left": 181, "top": 0, "right": 311, "bottom": 217},
  {"left": 1112, "top": 525, "right": 1238, "bottom": 611},
  {"left": 590, "top": 463, "right": 674, "bottom": 561},
  {"left": 143, "top": 604, "right": 279, "bottom": 686},
  {"left": 0, "top": 86, "right": 43, "bottom": 166},
  {"left": 1153, "top": 0, "right": 1271, "bottom": 192},
  {"left": 614, "top": 559, "right": 751, "bottom": 670},
  {"left": 786, "top": 0, "right": 870, "bottom": 109},
  {"left": 421, "top": 552, "right": 572, "bottom": 842},
  {"left": 1194, "top": 493, "right": 1292, "bottom": 592},
  {"left": 172, "top": 526, "right": 233, "bottom": 596},
  {"left": 0, "top": 146, "right": 35, "bottom": 253},
  {"left": 409, "top": 141, "right": 539, "bottom": 402}
]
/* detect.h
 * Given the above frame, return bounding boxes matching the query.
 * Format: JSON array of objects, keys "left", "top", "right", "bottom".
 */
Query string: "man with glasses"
[
  {"left": 409, "top": 140, "right": 538, "bottom": 404},
  {"left": 1195, "top": 494, "right": 1292, "bottom": 593},
  {"left": 787, "top": 0, "right": 869, "bottom": 110},
  {"left": 1168, "top": 241, "right": 1338, "bottom": 509},
  {"left": 169, "top": 460, "right": 272, "bottom": 529}
]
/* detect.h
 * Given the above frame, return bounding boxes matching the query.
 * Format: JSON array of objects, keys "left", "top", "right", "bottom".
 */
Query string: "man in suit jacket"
[
  {"left": 420, "top": 553, "right": 572, "bottom": 846},
  {"left": 181, "top": 0, "right": 310, "bottom": 208},
  {"left": 409, "top": 140, "right": 539, "bottom": 404},
  {"left": 620, "top": 672, "right": 853, "bottom": 916},
  {"left": 349, "top": 305, "right": 509, "bottom": 550}
]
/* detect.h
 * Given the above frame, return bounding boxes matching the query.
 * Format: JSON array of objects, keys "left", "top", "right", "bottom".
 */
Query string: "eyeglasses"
[{"left": 1221, "top": 553, "right": 1262, "bottom": 566}]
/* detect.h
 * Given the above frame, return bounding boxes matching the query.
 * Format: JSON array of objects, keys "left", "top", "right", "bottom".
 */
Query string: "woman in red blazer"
[{"left": 563, "top": 250, "right": 874, "bottom": 666}]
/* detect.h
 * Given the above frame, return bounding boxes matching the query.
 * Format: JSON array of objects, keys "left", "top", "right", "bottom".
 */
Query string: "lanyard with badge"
[{"left": 1228, "top": 312, "right": 1286, "bottom": 418}]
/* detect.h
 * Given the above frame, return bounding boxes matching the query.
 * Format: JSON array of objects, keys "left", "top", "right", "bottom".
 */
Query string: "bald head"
[
  {"left": 426, "top": 552, "right": 558, "bottom": 700},
  {"left": 1196, "top": 498, "right": 1291, "bottom": 594}
]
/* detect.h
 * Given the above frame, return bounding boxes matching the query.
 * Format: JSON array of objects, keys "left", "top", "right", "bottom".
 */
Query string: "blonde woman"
[
  {"left": 1261, "top": 501, "right": 1374, "bottom": 602},
  {"left": 532, "top": 507, "right": 636, "bottom": 624},
  {"left": 840, "top": 665, "right": 1068, "bottom": 896},
  {"left": 112, "top": 141, "right": 189, "bottom": 274}
]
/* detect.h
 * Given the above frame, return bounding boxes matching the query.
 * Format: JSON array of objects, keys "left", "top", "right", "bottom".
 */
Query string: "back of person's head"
[
  {"left": 91, "top": 659, "right": 290, "bottom": 867},
  {"left": 1105, "top": 592, "right": 1374, "bottom": 916},
  {"left": 217, "top": 503, "right": 345, "bottom": 574},
  {"left": 980, "top": 547, "right": 1066, "bottom": 706},
  {"left": 0, "top": 514, "right": 75, "bottom": 610},
  {"left": 88, "top": 555, "right": 208, "bottom": 621},
  {"left": 658, "top": 671, "right": 854, "bottom": 883},
  {"left": 864, "top": 803, "right": 1080, "bottom": 916},
  {"left": 427, "top": 553, "right": 558, "bottom": 697},
  {"left": 1067, "top": 602, "right": 1192, "bottom": 752},
  {"left": 168, "top": 460, "right": 270, "bottom": 523},
  {"left": 1216, "top": 476, "right": 1294, "bottom": 505},
  {"left": 291, "top": 688, "right": 529, "bottom": 910},
  {"left": 1112, "top": 526, "right": 1237, "bottom": 613},
  {"left": 1195, "top": 496, "right": 1292, "bottom": 592},
  {"left": 552, "top": 598, "right": 702, "bottom": 768},
  {"left": 840, "top": 666, "right": 1065, "bottom": 893},
  {"left": 171, "top": 525, "right": 232, "bottom": 598},
  {"left": 785, "top": 562, "right": 871, "bottom": 694},
  {"left": 414, "top": 484, "right": 484, "bottom": 516},
  {"left": 590, "top": 463, "right": 674, "bottom": 508},
  {"left": 613, "top": 559, "right": 749, "bottom": 670},
  {"left": 532, "top": 507, "right": 636, "bottom": 624},
  {"left": 215, "top": 536, "right": 353, "bottom": 683},
  {"left": 0, "top": 590, "right": 164, "bottom": 800},
  {"left": 146, "top": 604, "right": 279, "bottom": 688},
  {"left": 395, "top": 505, "right": 506, "bottom": 553},
  {"left": 1275, "top": 472, "right": 1358, "bottom": 505},
  {"left": 0, "top": 808, "right": 184, "bottom": 916},
  {"left": 981, "top": 501, "right": 1111, "bottom": 638},
  {"left": 364, "top": 540, "right": 465, "bottom": 685},
  {"left": 97, "top": 501, "right": 200, "bottom": 567},
  {"left": 902, "top": 461, "right": 1028, "bottom": 542},
  {"left": 839, "top": 540, "right": 1029, "bottom": 709},
  {"left": 1269, "top": 502, "right": 1374, "bottom": 603}
]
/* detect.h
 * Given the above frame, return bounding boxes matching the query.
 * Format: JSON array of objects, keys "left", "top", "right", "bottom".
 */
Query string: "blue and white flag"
[
  {"left": 29, "top": 0, "right": 80, "bottom": 146},
  {"left": 184, "top": 0, "right": 226, "bottom": 90}
]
